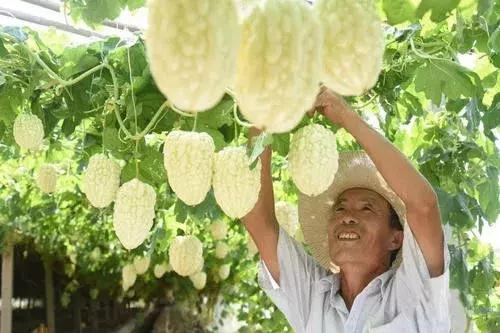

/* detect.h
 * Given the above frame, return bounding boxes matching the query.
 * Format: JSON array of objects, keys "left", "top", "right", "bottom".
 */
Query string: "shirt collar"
[
  {"left": 317, "top": 269, "right": 396, "bottom": 312},
  {"left": 374, "top": 268, "right": 396, "bottom": 298}
]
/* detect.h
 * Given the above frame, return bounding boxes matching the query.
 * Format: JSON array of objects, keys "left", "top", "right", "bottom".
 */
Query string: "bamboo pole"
[
  {"left": 20, "top": 0, "right": 142, "bottom": 32},
  {"left": 1, "top": 237, "right": 14, "bottom": 333},
  {"left": 0, "top": 6, "right": 108, "bottom": 39}
]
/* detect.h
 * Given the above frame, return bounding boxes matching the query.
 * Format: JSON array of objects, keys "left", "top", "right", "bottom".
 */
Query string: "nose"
[{"left": 341, "top": 212, "right": 358, "bottom": 225}]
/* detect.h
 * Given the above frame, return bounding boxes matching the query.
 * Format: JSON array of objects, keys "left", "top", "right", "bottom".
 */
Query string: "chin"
[
  {"left": 330, "top": 247, "right": 364, "bottom": 266},
  {"left": 330, "top": 251, "right": 352, "bottom": 267}
]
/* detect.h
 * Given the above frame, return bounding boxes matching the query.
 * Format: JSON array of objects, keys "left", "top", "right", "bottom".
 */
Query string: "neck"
[{"left": 338, "top": 264, "right": 388, "bottom": 310}]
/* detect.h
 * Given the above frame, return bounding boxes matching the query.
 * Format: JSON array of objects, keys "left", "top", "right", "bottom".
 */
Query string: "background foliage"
[{"left": 0, "top": 0, "right": 499, "bottom": 331}]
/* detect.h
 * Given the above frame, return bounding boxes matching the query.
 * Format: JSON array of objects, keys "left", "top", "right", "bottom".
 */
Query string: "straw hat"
[{"left": 298, "top": 151, "right": 407, "bottom": 272}]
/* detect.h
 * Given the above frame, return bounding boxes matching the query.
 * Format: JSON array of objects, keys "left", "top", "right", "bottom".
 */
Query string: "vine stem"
[
  {"left": 126, "top": 47, "right": 138, "bottom": 137},
  {"left": 232, "top": 103, "right": 253, "bottom": 128},
  {"left": 168, "top": 102, "right": 196, "bottom": 118},
  {"left": 131, "top": 101, "right": 169, "bottom": 140},
  {"left": 352, "top": 93, "right": 379, "bottom": 110},
  {"left": 192, "top": 113, "right": 198, "bottom": 132},
  {"left": 126, "top": 47, "right": 142, "bottom": 178},
  {"left": 409, "top": 38, "right": 440, "bottom": 60},
  {"left": 233, "top": 113, "right": 238, "bottom": 145},
  {"left": 32, "top": 52, "right": 106, "bottom": 87},
  {"left": 102, "top": 63, "right": 134, "bottom": 139},
  {"left": 134, "top": 139, "right": 140, "bottom": 178},
  {"left": 226, "top": 87, "right": 254, "bottom": 128},
  {"left": 16, "top": 40, "right": 133, "bottom": 139},
  {"left": 16, "top": 39, "right": 202, "bottom": 144}
]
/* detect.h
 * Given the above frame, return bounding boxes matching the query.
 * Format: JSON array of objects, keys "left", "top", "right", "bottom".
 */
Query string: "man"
[{"left": 242, "top": 87, "right": 450, "bottom": 332}]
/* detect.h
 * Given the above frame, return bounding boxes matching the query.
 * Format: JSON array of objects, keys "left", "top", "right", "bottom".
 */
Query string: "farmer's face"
[{"left": 327, "top": 188, "right": 402, "bottom": 270}]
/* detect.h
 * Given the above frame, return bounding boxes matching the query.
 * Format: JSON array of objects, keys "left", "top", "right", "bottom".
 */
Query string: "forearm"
[
  {"left": 340, "top": 108, "right": 437, "bottom": 208},
  {"left": 242, "top": 146, "right": 279, "bottom": 232},
  {"left": 241, "top": 142, "right": 280, "bottom": 282}
]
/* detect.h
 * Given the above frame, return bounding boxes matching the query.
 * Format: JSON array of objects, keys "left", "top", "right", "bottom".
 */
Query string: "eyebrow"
[
  {"left": 334, "top": 197, "right": 379, "bottom": 206},
  {"left": 361, "top": 198, "right": 377, "bottom": 205}
]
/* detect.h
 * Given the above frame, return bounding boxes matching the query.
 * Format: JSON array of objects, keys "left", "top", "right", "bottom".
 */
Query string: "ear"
[{"left": 388, "top": 229, "right": 403, "bottom": 251}]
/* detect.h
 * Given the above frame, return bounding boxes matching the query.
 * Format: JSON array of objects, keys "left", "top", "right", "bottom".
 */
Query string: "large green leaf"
[
  {"left": 416, "top": 0, "right": 461, "bottom": 22},
  {"left": 59, "top": 46, "right": 100, "bottom": 79},
  {"left": 414, "top": 59, "right": 480, "bottom": 104},
  {"left": 196, "top": 97, "right": 234, "bottom": 129},
  {"left": 383, "top": 0, "right": 416, "bottom": 25},
  {"left": 489, "top": 25, "right": 500, "bottom": 53},
  {"left": 68, "top": 0, "right": 123, "bottom": 27},
  {"left": 102, "top": 127, "right": 131, "bottom": 158},
  {"left": 0, "top": 85, "right": 22, "bottom": 126}
]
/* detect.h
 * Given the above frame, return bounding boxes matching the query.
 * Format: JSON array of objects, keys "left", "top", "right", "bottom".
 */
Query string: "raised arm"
[
  {"left": 314, "top": 87, "right": 444, "bottom": 277},
  {"left": 242, "top": 128, "right": 281, "bottom": 283}
]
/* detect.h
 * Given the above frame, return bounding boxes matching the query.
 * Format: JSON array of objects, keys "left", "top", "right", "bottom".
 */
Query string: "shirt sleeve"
[
  {"left": 394, "top": 221, "right": 451, "bottom": 326},
  {"left": 258, "top": 226, "right": 329, "bottom": 330}
]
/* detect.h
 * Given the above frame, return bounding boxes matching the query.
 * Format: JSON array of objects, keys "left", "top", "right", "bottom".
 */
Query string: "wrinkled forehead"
[{"left": 335, "top": 187, "right": 389, "bottom": 206}]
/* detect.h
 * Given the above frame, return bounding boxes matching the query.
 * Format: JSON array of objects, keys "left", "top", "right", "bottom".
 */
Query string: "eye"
[
  {"left": 362, "top": 205, "right": 372, "bottom": 211},
  {"left": 334, "top": 206, "right": 344, "bottom": 212}
]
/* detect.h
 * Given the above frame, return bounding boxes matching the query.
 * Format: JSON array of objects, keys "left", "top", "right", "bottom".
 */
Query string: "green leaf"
[
  {"left": 139, "top": 146, "right": 165, "bottom": 187},
  {"left": 0, "top": 85, "right": 23, "bottom": 126},
  {"left": 59, "top": 46, "right": 100, "bottom": 78},
  {"left": 0, "top": 39, "right": 7, "bottom": 57},
  {"left": 483, "top": 93, "right": 499, "bottom": 140},
  {"left": 471, "top": 259, "right": 495, "bottom": 293},
  {"left": 482, "top": 70, "right": 498, "bottom": 88},
  {"left": 102, "top": 127, "right": 130, "bottom": 158},
  {"left": 198, "top": 127, "right": 226, "bottom": 151},
  {"left": 488, "top": 25, "right": 500, "bottom": 53},
  {"left": 435, "top": 187, "right": 455, "bottom": 223},
  {"left": 450, "top": 245, "right": 469, "bottom": 291},
  {"left": 414, "top": 59, "right": 479, "bottom": 105},
  {"left": 416, "top": 0, "right": 460, "bottom": 22},
  {"left": 120, "top": 161, "right": 136, "bottom": 184},
  {"left": 196, "top": 97, "right": 234, "bottom": 129},
  {"left": 271, "top": 133, "right": 290, "bottom": 157},
  {"left": 478, "top": 181, "right": 499, "bottom": 224},
  {"left": 173, "top": 199, "right": 188, "bottom": 223},
  {"left": 127, "top": 0, "right": 146, "bottom": 11},
  {"left": 108, "top": 43, "right": 147, "bottom": 77},
  {"left": 62, "top": 117, "right": 77, "bottom": 137},
  {"left": 126, "top": 101, "right": 143, "bottom": 120},
  {"left": 383, "top": 0, "right": 416, "bottom": 25},
  {"left": 247, "top": 132, "right": 273, "bottom": 168},
  {"left": 79, "top": 0, "right": 122, "bottom": 26}
]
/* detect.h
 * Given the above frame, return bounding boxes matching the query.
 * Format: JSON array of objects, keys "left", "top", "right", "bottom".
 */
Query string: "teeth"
[{"left": 338, "top": 232, "right": 360, "bottom": 240}]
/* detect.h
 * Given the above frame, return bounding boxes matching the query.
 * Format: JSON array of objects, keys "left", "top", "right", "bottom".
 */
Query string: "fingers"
[
  {"left": 314, "top": 93, "right": 328, "bottom": 108},
  {"left": 319, "top": 84, "right": 328, "bottom": 94}
]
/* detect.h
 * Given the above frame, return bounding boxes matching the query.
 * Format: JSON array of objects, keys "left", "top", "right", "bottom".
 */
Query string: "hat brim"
[{"left": 298, "top": 151, "right": 407, "bottom": 272}]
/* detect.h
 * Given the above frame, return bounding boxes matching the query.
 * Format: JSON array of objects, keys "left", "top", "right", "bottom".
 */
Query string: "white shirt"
[{"left": 258, "top": 224, "right": 451, "bottom": 333}]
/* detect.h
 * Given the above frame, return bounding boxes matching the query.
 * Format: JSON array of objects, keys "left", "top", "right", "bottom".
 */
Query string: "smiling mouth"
[{"left": 337, "top": 231, "right": 360, "bottom": 241}]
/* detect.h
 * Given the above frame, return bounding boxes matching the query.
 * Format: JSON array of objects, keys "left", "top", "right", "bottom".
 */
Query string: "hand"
[
  {"left": 248, "top": 126, "right": 263, "bottom": 138},
  {"left": 308, "top": 86, "right": 352, "bottom": 127}
]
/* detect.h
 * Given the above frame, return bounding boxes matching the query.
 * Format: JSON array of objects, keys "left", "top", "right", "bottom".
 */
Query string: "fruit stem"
[
  {"left": 192, "top": 113, "right": 198, "bottom": 132},
  {"left": 232, "top": 102, "right": 252, "bottom": 128},
  {"left": 134, "top": 139, "right": 140, "bottom": 178}
]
